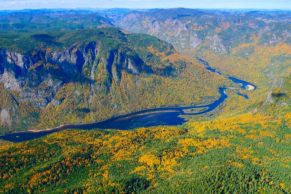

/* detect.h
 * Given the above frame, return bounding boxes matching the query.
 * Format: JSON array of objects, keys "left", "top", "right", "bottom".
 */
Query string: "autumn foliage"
[{"left": 1, "top": 113, "right": 290, "bottom": 193}]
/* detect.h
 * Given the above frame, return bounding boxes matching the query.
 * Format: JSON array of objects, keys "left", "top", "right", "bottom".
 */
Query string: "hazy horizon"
[
  {"left": 1, "top": 8, "right": 291, "bottom": 12},
  {"left": 0, "top": 0, "right": 291, "bottom": 10}
]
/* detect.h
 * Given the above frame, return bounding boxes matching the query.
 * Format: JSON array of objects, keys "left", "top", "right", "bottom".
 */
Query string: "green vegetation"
[
  {"left": 114, "top": 9, "right": 291, "bottom": 118},
  {"left": 0, "top": 10, "right": 290, "bottom": 193},
  {"left": 0, "top": 27, "right": 227, "bottom": 134},
  {"left": 0, "top": 10, "right": 111, "bottom": 32},
  {"left": 1, "top": 113, "right": 290, "bottom": 193},
  {"left": 0, "top": 28, "right": 167, "bottom": 54},
  {"left": 199, "top": 42, "right": 291, "bottom": 116}
]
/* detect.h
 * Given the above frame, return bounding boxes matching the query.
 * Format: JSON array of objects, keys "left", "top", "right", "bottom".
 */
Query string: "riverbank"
[{"left": 0, "top": 58, "right": 256, "bottom": 143}]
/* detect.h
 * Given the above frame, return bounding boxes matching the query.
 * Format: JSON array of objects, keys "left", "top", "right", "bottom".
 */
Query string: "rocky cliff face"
[
  {"left": 112, "top": 9, "right": 291, "bottom": 54},
  {"left": 0, "top": 43, "right": 177, "bottom": 106},
  {"left": 0, "top": 28, "right": 187, "bottom": 132}
]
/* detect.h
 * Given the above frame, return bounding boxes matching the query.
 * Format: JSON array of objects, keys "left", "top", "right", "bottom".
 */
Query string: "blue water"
[
  {"left": 228, "top": 76, "right": 257, "bottom": 90},
  {"left": 0, "top": 58, "right": 256, "bottom": 143},
  {"left": 197, "top": 57, "right": 222, "bottom": 75},
  {"left": 237, "top": 92, "right": 249, "bottom": 99},
  {"left": 196, "top": 57, "right": 256, "bottom": 99},
  {"left": 0, "top": 87, "right": 227, "bottom": 142}
]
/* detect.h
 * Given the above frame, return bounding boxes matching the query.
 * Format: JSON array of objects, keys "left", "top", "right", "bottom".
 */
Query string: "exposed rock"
[
  {"left": 6, "top": 51, "right": 25, "bottom": 68},
  {"left": 0, "top": 109, "right": 12, "bottom": 127},
  {"left": 0, "top": 71, "right": 22, "bottom": 91},
  {"left": 50, "top": 47, "right": 85, "bottom": 74},
  {"left": 127, "top": 59, "right": 139, "bottom": 74},
  {"left": 206, "top": 35, "right": 227, "bottom": 54},
  {"left": 113, "top": 9, "right": 291, "bottom": 54},
  {"left": 50, "top": 99, "right": 61, "bottom": 106},
  {"left": 0, "top": 33, "right": 180, "bottom": 110},
  {"left": 246, "top": 85, "right": 255, "bottom": 91}
]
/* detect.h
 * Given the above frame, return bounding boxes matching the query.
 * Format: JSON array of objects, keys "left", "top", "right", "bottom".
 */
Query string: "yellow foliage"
[
  {"left": 246, "top": 134, "right": 258, "bottom": 139},
  {"left": 285, "top": 112, "right": 291, "bottom": 120},
  {"left": 230, "top": 161, "right": 244, "bottom": 168},
  {"left": 284, "top": 134, "right": 291, "bottom": 140},
  {"left": 139, "top": 154, "right": 160, "bottom": 167},
  {"left": 251, "top": 157, "right": 260, "bottom": 165},
  {"left": 132, "top": 166, "right": 147, "bottom": 174},
  {"left": 153, "top": 127, "right": 184, "bottom": 140},
  {"left": 260, "top": 131, "right": 275, "bottom": 138},
  {"left": 280, "top": 183, "right": 286, "bottom": 190},
  {"left": 179, "top": 137, "right": 230, "bottom": 154},
  {"left": 112, "top": 149, "right": 132, "bottom": 161},
  {"left": 4, "top": 183, "right": 14, "bottom": 190},
  {"left": 102, "top": 170, "right": 109, "bottom": 180},
  {"left": 2, "top": 113, "right": 291, "bottom": 192},
  {"left": 0, "top": 141, "right": 13, "bottom": 152},
  {"left": 236, "top": 147, "right": 253, "bottom": 160}
]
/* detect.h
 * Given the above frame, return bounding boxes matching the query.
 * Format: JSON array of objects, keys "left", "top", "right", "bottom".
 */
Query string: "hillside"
[
  {"left": 1, "top": 113, "right": 290, "bottom": 193},
  {"left": 111, "top": 9, "right": 291, "bottom": 115},
  {"left": 112, "top": 9, "right": 291, "bottom": 54},
  {"left": 0, "top": 10, "right": 113, "bottom": 31},
  {"left": 0, "top": 27, "right": 226, "bottom": 134},
  {"left": 0, "top": 9, "right": 290, "bottom": 194}
]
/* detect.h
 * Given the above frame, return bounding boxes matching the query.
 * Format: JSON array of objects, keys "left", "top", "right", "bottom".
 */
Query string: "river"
[{"left": 0, "top": 58, "right": 256, "bottom": 143}]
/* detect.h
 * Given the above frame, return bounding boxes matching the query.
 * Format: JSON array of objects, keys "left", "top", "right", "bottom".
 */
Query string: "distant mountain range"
[
  {"left": 111, "top": 9, "right": 291, "bottom": 54},
  {"left": 2, "top": 8, "right": 290, "bottom": 53}
]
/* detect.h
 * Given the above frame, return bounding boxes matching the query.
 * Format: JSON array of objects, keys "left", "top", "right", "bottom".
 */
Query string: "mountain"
[
  {"left": 112, "top": 9, "right": 291, "bottom": 54},
  {"left": 111, "top": 9, "right": 291, "bottom": 115},
  {"left": 1, "top": 9, "right": 290, "bottom": 135},
  {"left": 0, "top": 9, "right": 290, "bottom": 194},
  {"left": 0, "top": 10, "right": 113, "bottom": 31},
  {"left": 0, "top": 27, "right": 224, "bottom": 134}
]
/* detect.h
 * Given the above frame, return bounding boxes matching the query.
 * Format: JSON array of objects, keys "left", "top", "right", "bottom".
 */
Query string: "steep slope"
[
  {"left": 0, "top": 28, "right": 225, "bottom": 134},
  {"left": 0, "top": 10, "right": 290, "bottom": 194},
  {"left": 111, "top": 9, "right": 291, "bottom": 116},
  {"left": 113, "top": 9, "right": 291, "bottom": 54}
]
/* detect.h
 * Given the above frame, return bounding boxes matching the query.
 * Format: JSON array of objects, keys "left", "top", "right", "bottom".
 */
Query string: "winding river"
[{"left": 0, "top": 58, "right": 256, "bottom": 143}]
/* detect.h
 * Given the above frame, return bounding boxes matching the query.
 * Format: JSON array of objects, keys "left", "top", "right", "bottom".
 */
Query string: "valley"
[
  {"left": 0, "top": 56, "right": 258, "bottom": 142},
  {"left": 0, "top": 27, "right": 226, "bottom": 134},
  {"left": 0, "top": 8, "right": 290, "bottom": 194},
  {"left": 1, "top": 9, "right": 290, "bottom": 135}
]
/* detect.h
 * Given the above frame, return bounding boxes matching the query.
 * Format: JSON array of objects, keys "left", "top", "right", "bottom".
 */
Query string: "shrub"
[{"left": 123, "top": 176, "right": 150, "bottom": 194}]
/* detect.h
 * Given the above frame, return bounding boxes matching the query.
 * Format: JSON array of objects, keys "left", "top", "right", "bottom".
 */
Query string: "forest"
[{"left": 0, "top": 9, "right": 290, "bottom": 194}]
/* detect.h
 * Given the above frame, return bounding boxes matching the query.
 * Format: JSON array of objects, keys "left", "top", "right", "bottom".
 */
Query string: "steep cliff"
[
  {"left": 112, "top": 9, "right": 291, "bottom": 54},
  {"left": 0, "top": 28, "right": 222, "bottom": 133}
]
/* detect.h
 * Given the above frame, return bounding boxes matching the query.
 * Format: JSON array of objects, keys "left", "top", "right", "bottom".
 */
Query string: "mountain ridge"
[{"left": 0, "top": 27, "right": 224, "bottom": 134}]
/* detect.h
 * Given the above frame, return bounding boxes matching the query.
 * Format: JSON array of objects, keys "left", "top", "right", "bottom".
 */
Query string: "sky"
[{"left": 0, "top": 0, "right": 291, "bottom": 10}]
